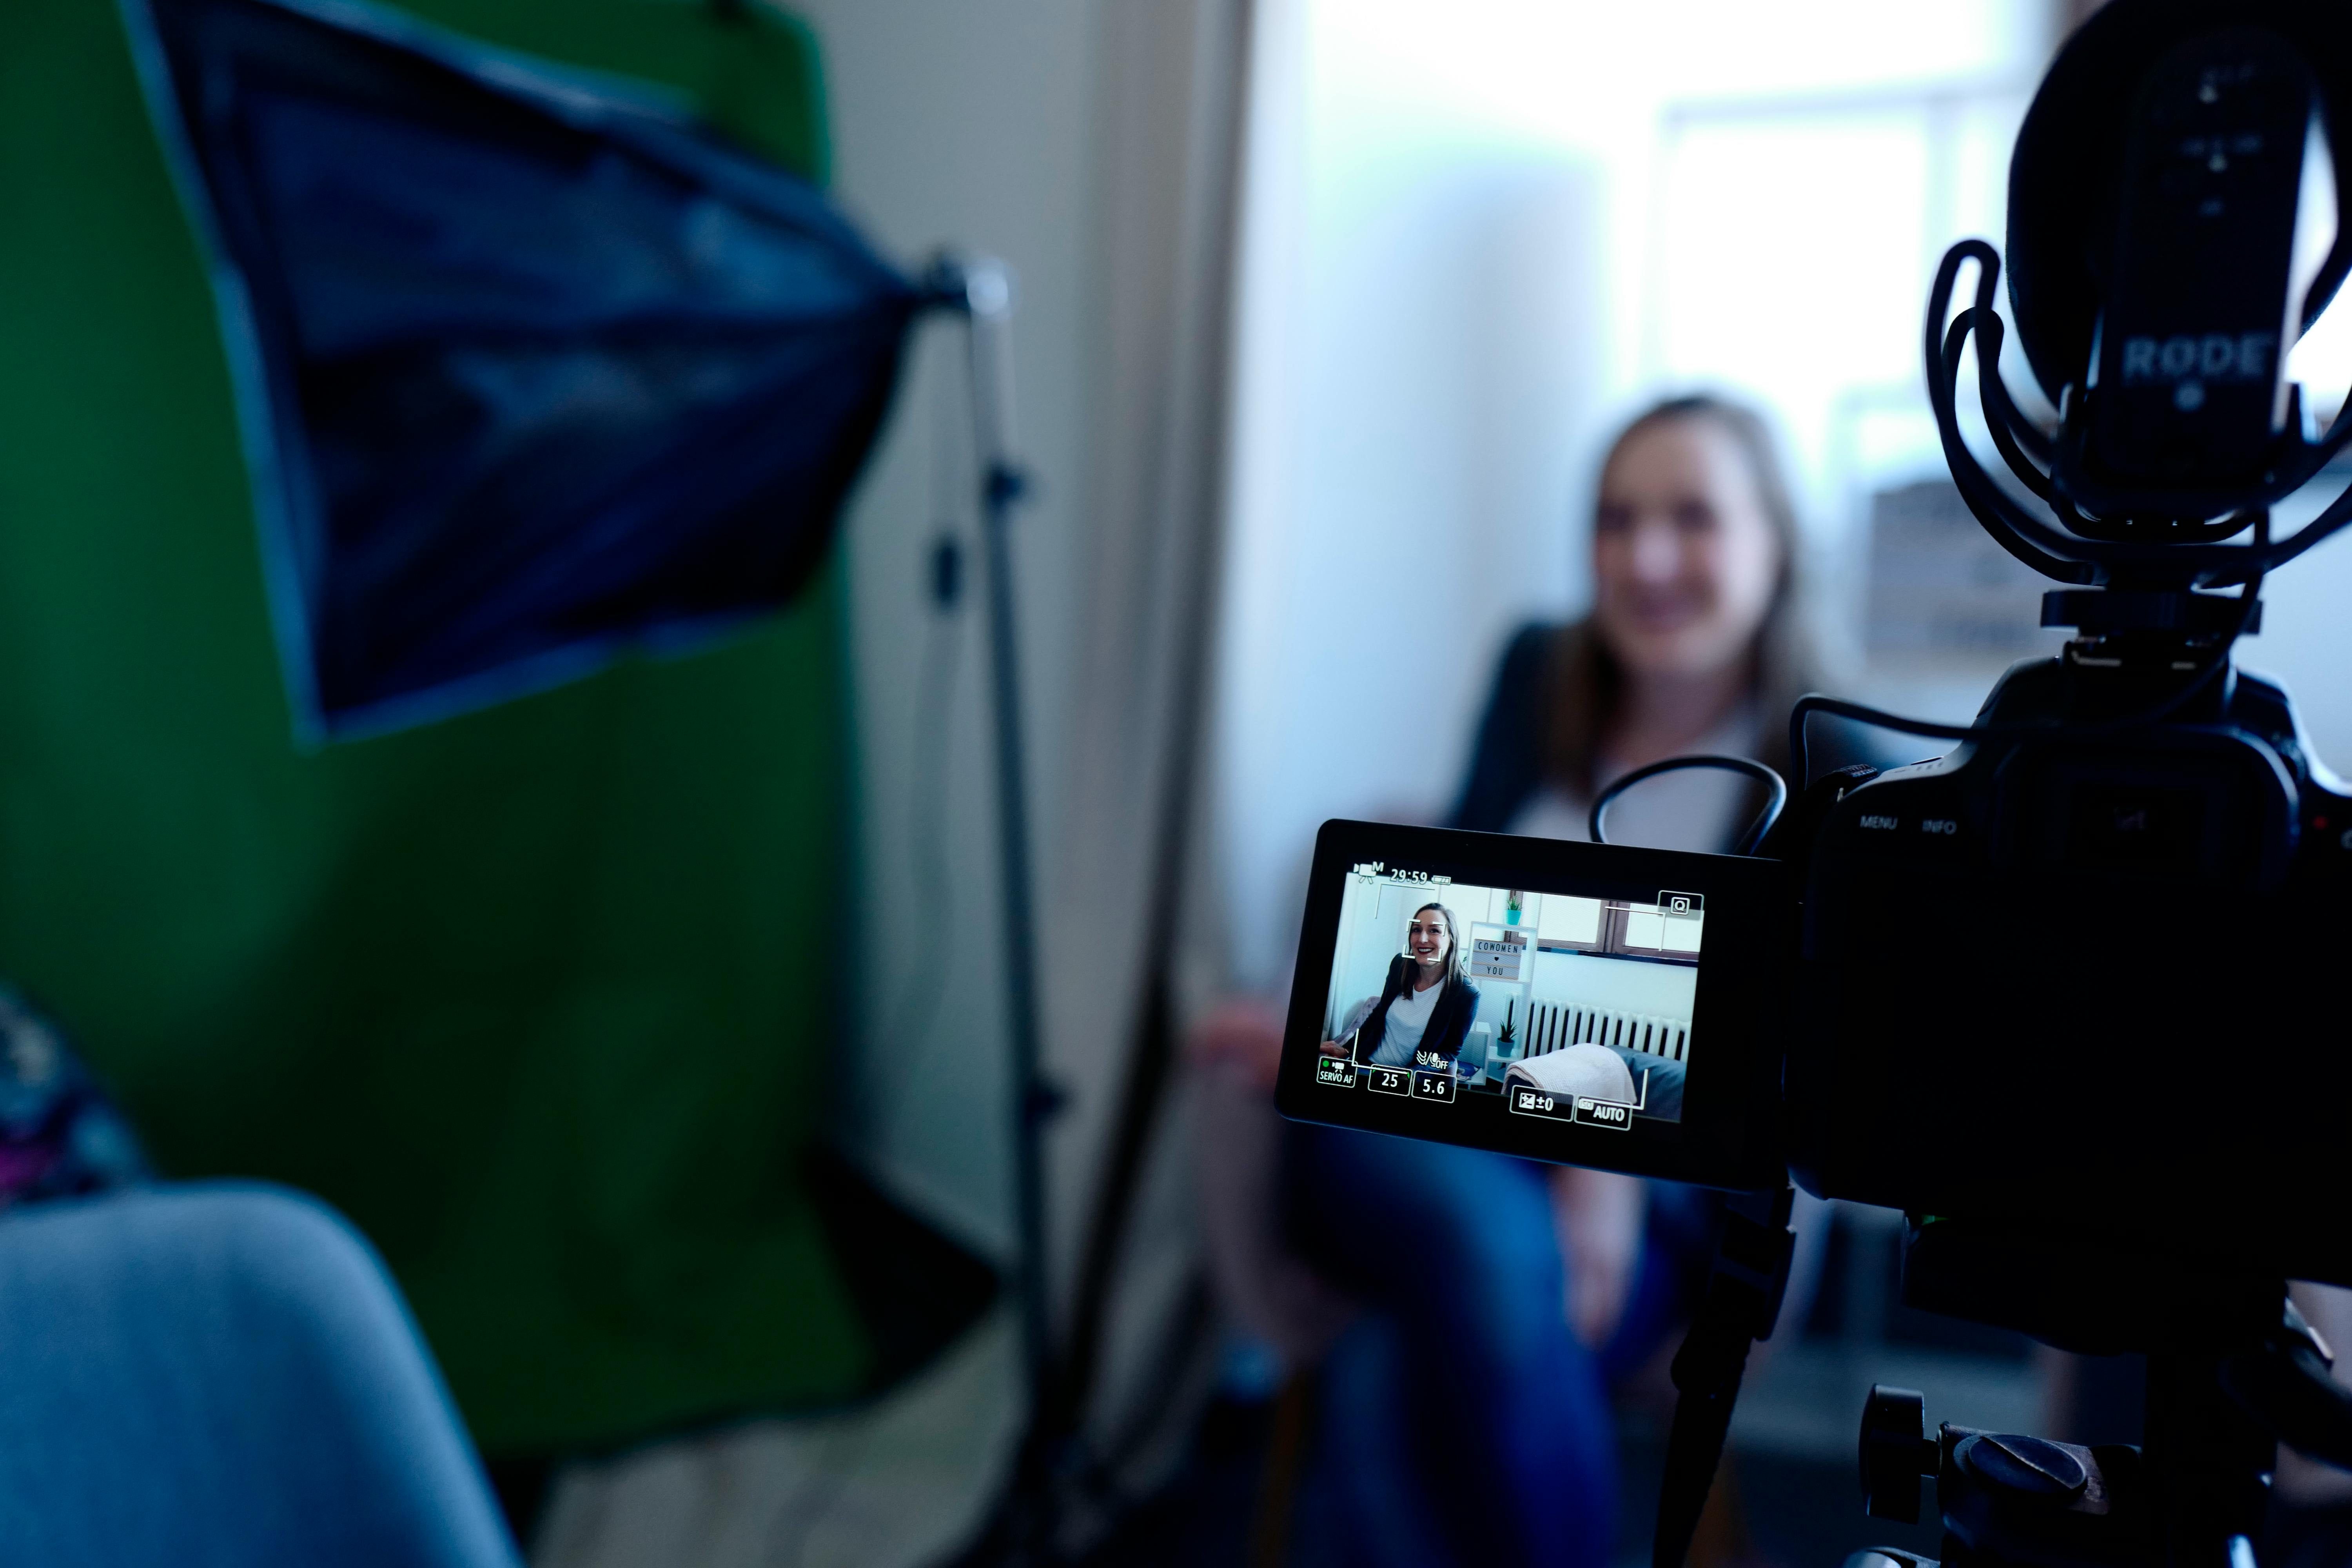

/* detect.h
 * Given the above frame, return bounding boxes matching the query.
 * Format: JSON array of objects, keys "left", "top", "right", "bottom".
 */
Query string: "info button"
[{"left": 1910, "top": 809, "right": 1969, "bottom": 857}]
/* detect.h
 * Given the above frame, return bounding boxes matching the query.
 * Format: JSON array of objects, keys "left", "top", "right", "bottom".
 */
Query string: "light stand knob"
[{"left": 1861, "top": 1384, "right": 1940, "bottom": 1523}]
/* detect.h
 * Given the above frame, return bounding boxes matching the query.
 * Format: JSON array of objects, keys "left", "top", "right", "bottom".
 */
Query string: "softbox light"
[{"left": 124, "top": 0, "right": 923, "bottom": 739}]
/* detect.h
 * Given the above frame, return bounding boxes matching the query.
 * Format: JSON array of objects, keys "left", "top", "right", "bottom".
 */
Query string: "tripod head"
[{"left": 1844, "top": 1221, "right": 2352, "bottom": 1568}]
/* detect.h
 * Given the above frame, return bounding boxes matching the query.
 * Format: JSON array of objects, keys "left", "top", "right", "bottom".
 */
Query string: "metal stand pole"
[{"left": 950, "top": 256, "right": 1062, "bottom": 1564}]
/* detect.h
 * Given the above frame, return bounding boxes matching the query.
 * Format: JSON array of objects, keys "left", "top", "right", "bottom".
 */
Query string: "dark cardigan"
[{"left": 1448, "top": 622, "right": 1555, "bottom": 835}]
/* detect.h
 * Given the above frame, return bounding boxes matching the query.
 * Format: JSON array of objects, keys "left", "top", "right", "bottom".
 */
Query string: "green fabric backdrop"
[{"left": 0, "top": 0, "right": 873, "bottom": 1454}]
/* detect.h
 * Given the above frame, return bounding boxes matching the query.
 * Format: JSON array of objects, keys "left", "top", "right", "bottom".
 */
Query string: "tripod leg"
[
  {"left": 2143, "top": 1285, "right": 2279, "bottom": 1568},
  {"left": 1654, "top": 1287, "right": 1759, "bottom": 1568},
  {"left": 1652, "top": 1188, "right": 1796, "bottom": 1568}
]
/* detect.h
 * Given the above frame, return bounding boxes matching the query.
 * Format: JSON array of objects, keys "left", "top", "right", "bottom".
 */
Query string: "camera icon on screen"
[{"left": 1659, "top": 891, "right": 1703, "bottom": 917}]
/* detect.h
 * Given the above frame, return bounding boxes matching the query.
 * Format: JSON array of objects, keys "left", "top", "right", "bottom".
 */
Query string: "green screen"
[{"left": 0, "top": 0, "right": 877, "bottom": 1454}]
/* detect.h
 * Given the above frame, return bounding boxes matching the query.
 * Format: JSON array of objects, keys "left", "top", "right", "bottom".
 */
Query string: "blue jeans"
[
  {"left": 1286, "top": 1125, "right": 1709, "bottom": 1568},
  {"left": 0, "top": 1183, "right": 519, "bottom": 1568}
]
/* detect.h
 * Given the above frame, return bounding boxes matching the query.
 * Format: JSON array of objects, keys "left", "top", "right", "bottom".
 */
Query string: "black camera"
[
  {"left": 1285, "top": 0, "right": 2352, "bottom": 1270},
  {"left": 1276, "top": 5, "right": 2352, "bottom": 1564}
]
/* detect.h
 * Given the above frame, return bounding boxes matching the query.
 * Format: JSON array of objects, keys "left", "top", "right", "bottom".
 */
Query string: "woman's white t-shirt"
[
  {"left": 1508, "top": 705, "right": 1761, "bottom": 851},
  {"left": 1368, "top": 980, "right": 1443, "bottom": 1067}
]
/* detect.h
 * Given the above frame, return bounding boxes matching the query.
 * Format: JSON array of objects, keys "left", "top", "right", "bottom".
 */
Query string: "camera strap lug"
[{"left": 1651, "top": 1185, "right": 1798, "bottom": 1568}]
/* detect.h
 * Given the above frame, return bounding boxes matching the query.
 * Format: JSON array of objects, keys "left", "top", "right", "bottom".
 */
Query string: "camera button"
[{"left": 1847, "top": 806, "right": 1969, "bottom": 856}]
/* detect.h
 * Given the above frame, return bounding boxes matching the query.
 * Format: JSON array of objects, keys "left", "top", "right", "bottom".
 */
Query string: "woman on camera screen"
[{"left": 1318, "top": 901, "right": 1481, "bottom": 1069}]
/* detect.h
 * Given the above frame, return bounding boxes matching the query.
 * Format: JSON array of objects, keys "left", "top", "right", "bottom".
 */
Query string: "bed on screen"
[{"left": 1496, "top": 998, "right": 1688, "bottom": 1122}]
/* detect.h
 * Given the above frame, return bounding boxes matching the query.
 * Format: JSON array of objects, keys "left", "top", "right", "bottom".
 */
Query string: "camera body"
[
  {"left": 1278, "top": 647, "right": 2352, "bottom": 1289},
  {"left": 1786, "top": 646, "right": 2352, "bottom": 1285}
]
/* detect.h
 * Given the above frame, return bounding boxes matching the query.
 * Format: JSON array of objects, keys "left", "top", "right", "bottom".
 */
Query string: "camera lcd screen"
[{"left": 1275, "top": 820, "right": 1789, "bottom": 1189}]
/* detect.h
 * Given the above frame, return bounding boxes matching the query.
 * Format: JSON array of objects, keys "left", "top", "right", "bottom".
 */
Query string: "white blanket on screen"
[{"left": 1503, "top": 1043, "right": 1637, "bottom": 1105}]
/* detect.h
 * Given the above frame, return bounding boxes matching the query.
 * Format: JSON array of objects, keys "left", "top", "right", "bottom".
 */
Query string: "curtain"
[{"left": 1043, "top": 0, "right": 1257, "bottom": 1521}]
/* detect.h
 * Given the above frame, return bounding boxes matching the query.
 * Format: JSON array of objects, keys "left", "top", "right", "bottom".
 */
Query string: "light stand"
[{"left": 928, "top": 256, "right": 1066, "bottom": 1567}]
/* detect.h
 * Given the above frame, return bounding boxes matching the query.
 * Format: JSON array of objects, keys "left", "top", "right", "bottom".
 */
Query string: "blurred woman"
[
  {"left": 1455, "top": 392, "right": 1818, "bottom": 847},
  {"left": 1280, "top": 393, "right": 1826, "bottom": 1568}
]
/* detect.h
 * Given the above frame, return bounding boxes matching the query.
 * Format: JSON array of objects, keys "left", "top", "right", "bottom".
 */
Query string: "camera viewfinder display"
[
  {"left": 1314, "top": 867, "right": 1702, "bottom": 1130},
  {"left": 1278, "top": 820, "right": 1787, "bottom": 1188}
]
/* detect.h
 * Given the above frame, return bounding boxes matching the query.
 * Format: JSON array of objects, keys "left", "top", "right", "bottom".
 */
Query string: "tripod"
[{"left": 1655, "top": 1205, "right": 2352, "bottom": 1568}]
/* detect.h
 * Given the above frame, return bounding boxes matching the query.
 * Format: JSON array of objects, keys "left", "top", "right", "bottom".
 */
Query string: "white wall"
[
  {"left": 1326, "top": 874, "right": 1410, "bottom": 1028},
  {"left": 2246, "top": 495, "right": 2352, "bottom": 781},
  {"left": 1219, "top": 3, "right": 1608, "bottom": 990},
  {"left": 1528, "top": 950, "right": 1696, "bottom": 1020},
  {"left": 797, "top": 0, "right": 1102, "bottom": 1253},
  {"left": 1216, "top": 0, "right": 2052, "bottom": 991}
]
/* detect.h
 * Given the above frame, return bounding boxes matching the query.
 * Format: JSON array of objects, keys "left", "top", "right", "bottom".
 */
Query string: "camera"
[
  {"left": 1276, "top": 4, "right": 2352, "bottom": 1563},
  {"left": 1284, "top": 0, "right": 2352, "bottom": 1273}
]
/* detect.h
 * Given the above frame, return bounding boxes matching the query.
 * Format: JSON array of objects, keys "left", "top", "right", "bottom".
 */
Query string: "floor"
[
  {"left": 513, "top": 1204, "right": 2097, "bottom": 1568},
  {"left": 530, "top": 1310, "right": 1023, "bottom": 1568},
  {"left": 1071, "top": 1201, "right": 2049, "bottom": 1568}
]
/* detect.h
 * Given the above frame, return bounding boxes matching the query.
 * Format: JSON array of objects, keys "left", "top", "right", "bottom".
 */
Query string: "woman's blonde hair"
[{"left": 1543, "top": 393, "right": 1826, "bottom": 795}]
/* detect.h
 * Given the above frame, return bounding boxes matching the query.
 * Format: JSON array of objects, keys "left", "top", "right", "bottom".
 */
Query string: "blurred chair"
[{"left": 0, "top": 1183, "right": 519, "bottom": 1568}]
